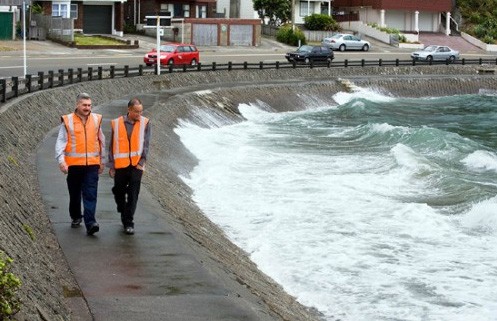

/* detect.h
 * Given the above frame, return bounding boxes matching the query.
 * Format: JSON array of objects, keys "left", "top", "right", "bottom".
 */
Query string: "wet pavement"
[{"left": 37, "top": 99, "right": 280, "bottom": 321}]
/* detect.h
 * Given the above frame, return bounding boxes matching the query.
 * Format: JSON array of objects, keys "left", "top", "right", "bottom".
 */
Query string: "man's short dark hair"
[{"left": 128, "top": 98, "right": 142, "bottom": 108}]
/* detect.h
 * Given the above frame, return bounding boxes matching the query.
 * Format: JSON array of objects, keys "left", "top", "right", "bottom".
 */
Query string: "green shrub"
[
  {"left": 276, "top": 25, "right": 306, "bottom": 46},
  {"left": 0, "top": 252, "right": 21, "bottom": 319},
  {"left": 304, "top": 14, "right": 340, "bottom": 31}
]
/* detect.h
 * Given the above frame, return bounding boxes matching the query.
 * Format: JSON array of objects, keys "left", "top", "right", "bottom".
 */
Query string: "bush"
[
  {"left": 276, "top": 24, "right": 306, "bottom": 46},
  {"left": 0, "top": 252, "right": 21, "bottom": 319},
  {"left": 304, "top": 14, "right": 340, "bottom": 31}
]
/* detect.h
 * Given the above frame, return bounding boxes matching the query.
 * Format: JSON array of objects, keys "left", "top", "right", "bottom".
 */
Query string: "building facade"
[{"left": 332, "top": 0, "right": 454, "bottom": 33}]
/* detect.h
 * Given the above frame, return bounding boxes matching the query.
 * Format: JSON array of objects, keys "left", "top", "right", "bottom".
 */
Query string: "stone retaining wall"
[{"left": 1, "top": 66, "right": 495, "bottom": 320}]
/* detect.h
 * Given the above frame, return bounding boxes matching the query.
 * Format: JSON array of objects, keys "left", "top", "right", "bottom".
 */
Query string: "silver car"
[
  {"left": 321, "top": 33, "right": 371, "bottom": 52},
  {"left": 410, "top": 45, "right": 460, "bottom": 63}
]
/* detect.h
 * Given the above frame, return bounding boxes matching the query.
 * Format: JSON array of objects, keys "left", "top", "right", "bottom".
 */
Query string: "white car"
[
  {"left": 321, "top": 33, "right": 371, "bottom": 52},
  {"left": 410, "top": 45, "right": 459, "bottom": 63}
]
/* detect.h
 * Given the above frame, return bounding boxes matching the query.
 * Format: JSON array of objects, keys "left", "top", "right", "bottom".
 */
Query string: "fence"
[
  {"left": 2, "top": 58, "right": 497, "bottom": 104},
  {"left": 31, "top": 14, "right": 74, "bottom": 43}
]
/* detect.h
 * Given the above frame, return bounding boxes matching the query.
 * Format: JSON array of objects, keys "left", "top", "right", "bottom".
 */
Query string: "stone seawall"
[{"left": 1, "top": 65, "right": 496, "bottom": 320}]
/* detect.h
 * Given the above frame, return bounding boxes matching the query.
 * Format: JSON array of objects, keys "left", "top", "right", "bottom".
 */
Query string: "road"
[{"left": 0, "top": 41, "right": 495, "bottom": 79}]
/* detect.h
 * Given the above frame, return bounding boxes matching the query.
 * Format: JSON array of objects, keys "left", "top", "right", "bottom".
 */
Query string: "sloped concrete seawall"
[{"left": 1, "top": 65, "right": 496, "bottom": 320}]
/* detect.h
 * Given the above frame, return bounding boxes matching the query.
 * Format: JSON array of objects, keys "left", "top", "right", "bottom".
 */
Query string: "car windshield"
[
  {"left": 159, "top": 45, "right": 176, "bottom": 52},
  {"left": 423, "top": 45, "right": 438, "bottom": 52},
  {"left": 297, "top": 45, "right": 313, "bottom": 52}
]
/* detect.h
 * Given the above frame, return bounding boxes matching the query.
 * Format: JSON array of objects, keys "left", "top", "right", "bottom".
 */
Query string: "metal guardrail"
[{"left": 1, "top": 58, "right": 497, "bottom": 105}]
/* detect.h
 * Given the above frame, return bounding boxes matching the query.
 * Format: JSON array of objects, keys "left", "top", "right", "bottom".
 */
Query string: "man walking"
[
  {"left": 108, "top": 98, "right": 151, "bottom": 235},
  {"left": 55, "top": 92, "right": 105, "bottom": 236}
]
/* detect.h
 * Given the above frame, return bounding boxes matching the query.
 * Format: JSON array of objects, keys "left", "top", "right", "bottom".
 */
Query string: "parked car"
[
  {"left": 285, "top": 45, "right": 334, "bottom": 64},
  {"left": 321, "top": 34, "right": 371, "bottom": 51},
  {"left": 410, "top": 45, "right": 460, "bottom": 63},
  {"left": 144, "top": 43, "right": 199, "bottom": 66}
]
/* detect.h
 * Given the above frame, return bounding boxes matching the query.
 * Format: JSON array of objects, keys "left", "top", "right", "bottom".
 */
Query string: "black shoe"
[
  {"left": 87, "top": 223, "right": 100, "bottom": 236},
  {"left": 124, "top": 227, "right": 134, "bottom": 235},
  {"left": 71, "top": 218, "right": 82, "bottom": 228}
]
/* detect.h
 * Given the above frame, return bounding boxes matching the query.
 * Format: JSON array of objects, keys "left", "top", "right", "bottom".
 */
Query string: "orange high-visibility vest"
[
  {"left": 111, "top": 115, "right": 149, "bottom": 169},
  {"left": 62, "top": 113, "right": 102, "bottom": 166}
]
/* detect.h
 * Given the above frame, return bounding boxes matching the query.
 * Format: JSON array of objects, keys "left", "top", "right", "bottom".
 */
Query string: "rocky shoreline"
[{"left": 1, "top": 66, "right": 496, "bottom": 320}]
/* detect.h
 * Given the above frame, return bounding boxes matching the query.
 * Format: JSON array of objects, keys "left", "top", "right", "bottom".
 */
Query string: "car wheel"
[
  {"left": 339, "top": 44, "right": 346, "bottom": 52},
  {"left": 448, "top": 56, "right": 456, "bottom": 63},
  {"left": 190, "top": 58, "right": 197, "bottom": 66},
  {"left": 426, "top": 55, "right": 433, "bottom": 62},
  {"left": 305, "top": 57, "right": 310, "bottom": 64},
  {"left": 362, "top": 44, "right": 369, "bottom": 51}
]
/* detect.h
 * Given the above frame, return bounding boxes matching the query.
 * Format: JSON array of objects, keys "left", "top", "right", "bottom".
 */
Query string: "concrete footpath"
[{"left": 36, "top": 99, "right": 278, "bottom": 321}]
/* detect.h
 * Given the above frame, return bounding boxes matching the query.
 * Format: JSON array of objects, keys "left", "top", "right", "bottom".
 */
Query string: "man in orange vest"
[
  {"left": 108, "top": 97, "right": 150, "bottom": 235},
  {"left": 55, "top": 92, "right": 105, "bottom": 236}
]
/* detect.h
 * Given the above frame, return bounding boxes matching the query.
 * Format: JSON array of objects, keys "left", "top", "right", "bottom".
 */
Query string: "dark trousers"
[
  {"left": 112, "top": 165, "right": 143, "bottom": 228},
  {"left": 67, "top": 165, "right": 100, "bottom": 229}
]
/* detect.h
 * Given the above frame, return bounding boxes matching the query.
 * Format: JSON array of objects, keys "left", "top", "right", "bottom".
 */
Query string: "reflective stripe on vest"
[
  {"left": 112, "top": 115, "right": 149, "bottom": 169},
  {"left": 62, "top": 113, "right": 102, "bottom": 166}
]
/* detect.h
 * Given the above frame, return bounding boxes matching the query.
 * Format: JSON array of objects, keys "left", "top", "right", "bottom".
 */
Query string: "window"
[
  {"left": 160, "top": 4, "right": 174, "bottom": 16},
  {"left": 70, "top": 4, "right": 78, "bottom": 19},
  {"left": 299, "top": 2, "right": 309, "bottom": 16},
  {"left": 52, "top": 2, "right": 68, "bottom": 18},
  {"left": 197, "top": 5, "right": 206, "bottom": 18},
  {"left": 183, "top": 4, "right": 190, "bottom": 18}
]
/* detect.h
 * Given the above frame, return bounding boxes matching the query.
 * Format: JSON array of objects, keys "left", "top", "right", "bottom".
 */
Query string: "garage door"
[
  {"left": 0, "top": 12, "right": 13, "bottom": 40},
  {"left": 83, "top": 5, "right": 112, "bottom": 34},
  {"left": 193, "top": 24, "right": 218, "bottom": 46},
  {"left": 230, "top": 25, "right": 252, "bottom": 46}
]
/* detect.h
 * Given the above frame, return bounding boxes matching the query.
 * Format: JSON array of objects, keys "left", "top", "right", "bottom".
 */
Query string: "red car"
[{"left": 143, "top": 43, "right": 200, "bottom": 66}]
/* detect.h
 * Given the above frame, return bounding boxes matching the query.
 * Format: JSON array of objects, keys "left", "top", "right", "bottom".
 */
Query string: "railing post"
[
  {"left": 361, "top": 59, "right": 365, "bottom": 67},
  {"left": 88, "top": 67, "right": 93, "bottom": 81},
  {"left": 244, "top": 62, "right": 248, "bottom": 69},
  {"left": 98, "top": 66, "right": 103, "bottom": 80},
  {"left": 495, "top": 58, "right": 497, "bottom": 65},
  {"left": 168, "top": 64, "right": 173, "bottom": 73},
  {"left": 0, "top": 78, "right": 6, "bottom": 103},
  {"left": 479, "top": 58, "right": 483, "bottom": 65},
  {"left": 197, "top": 63, "right": 201, "bottom": 71},
  {"left": 124, "top": 65, "right": 129, "bottom": 77},
  {"left": 12, "top": 76, "right": 19, "bottom": 97},
  {"left": 309, "top": 60, "right": 314, "bottom": 69},
  {"left": 259, "top": 61, "right": 263, "bottom": 69},
  {"left": 462, "top": 58, "right": 465, "bottom": 65},
  {"left": 58, "top": 69, "right": 64, "bottom": 86},
  {"left": 154, "top": 64, "right": 159, "bottom": 75},
  {"left": 212, "top": 62, "right": 216, "bottom": 71},
  {"left": 276, "top": 61, "right": 279, "bottom": 69},
  {"left": 69, "top": 68, "right": 74, "bottom": 84},
  {"left": 412, "top": 59, "right": 416, "bottom": 66},
  {"left": 48, "top": 70, "right": 54, "bottom": 88},
  {"left": 344, "top": 59, "right": 348, "bottom": 67},
  {"left": 110, "top": 65, "right": 115, "bottom": 78},
  {"left": 25, "top": 74, "right": 32, "bottom": 93},
  {"left": 77, "top": 68, "right": 82, "bottom": 82},
  {"left": 396, "top": 59, "right": 399, "bottom": 66},
  {"left": 139, "top": 65, "right": 143, "bottom": 76},
  {"left": 292, "top": 61, "right": 296, "bottom": 69},
  {"left": 228, "top": 62, "right": 232, "bottom": 71},
  {"left": 38, "top": 71, "right": 44, "bottom": 90},
  {"left": 379, "top": 58, "right": 382, "bottom": 66},
  {"left": 182, "top": 64, "right": 187, "bottom": 72}
]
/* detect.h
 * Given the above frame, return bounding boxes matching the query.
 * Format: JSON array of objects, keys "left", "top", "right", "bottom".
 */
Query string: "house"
[
  {"left": 0, "top": 0, "right": 21, "bottom": 40},
  {"left": 332, "top": 0, "right": 455, "bottom": 34},
  {"left": 292, "top": 0, "right": 333, "bottom": 24},
  {"left": 126, "top": 0, "right": 217, "bottom": 28},
  {"left": 34, "top": 0, "right": 126, "bottom": 36},
  {"left": 215, "top": 0, "right": 257, "bottom": 19}
]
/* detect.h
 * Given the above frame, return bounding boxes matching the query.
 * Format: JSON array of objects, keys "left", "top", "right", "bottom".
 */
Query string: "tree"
[{"left": 253, "top": 0, "right": 292, "bottom": 26}]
